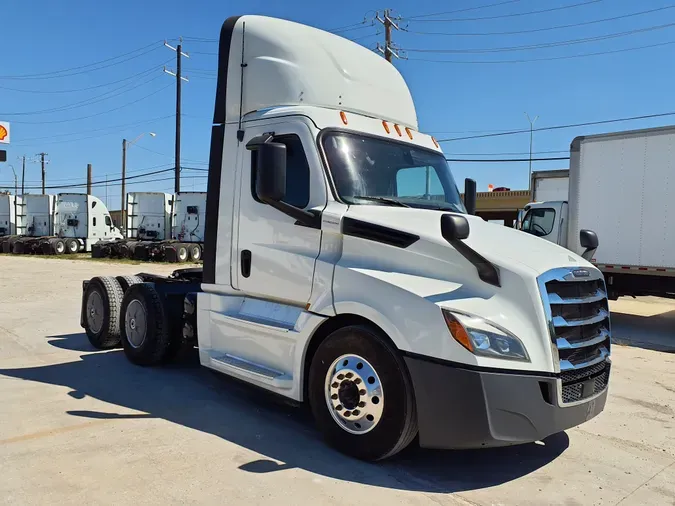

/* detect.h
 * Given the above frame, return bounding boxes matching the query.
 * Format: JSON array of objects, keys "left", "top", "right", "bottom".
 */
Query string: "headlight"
[{"left": 442, "top": 309, "right": 530, "bottom": 362}]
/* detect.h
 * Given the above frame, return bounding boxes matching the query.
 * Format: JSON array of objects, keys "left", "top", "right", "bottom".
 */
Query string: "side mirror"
[
  {"left": 441, "top": 214, "right": 470, "bottom": 241},
  {"left": 464, "top": 178, "right": 477, "bottom": 216},
  {"left": 579, "top": 229, "right": 598, "bottom": 262},
  {"left": 256, "top": 142, "right": 286, "bottom": 203}
]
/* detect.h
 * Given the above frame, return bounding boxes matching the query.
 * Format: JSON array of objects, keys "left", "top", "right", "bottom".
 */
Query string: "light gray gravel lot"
[{"left": 1, "top": 255, "right": 674, "bottom": 506}]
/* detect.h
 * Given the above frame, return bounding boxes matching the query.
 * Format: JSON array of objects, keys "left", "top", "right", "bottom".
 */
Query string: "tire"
[
  {"left": 308, "top": 325, "right": 418, "bottom": 461},
  {"left": 189, "top": 244, "right": 202, "bottom": 262},
  {"left": 52, "top": 239, "right": 66, "bottom": 255},
  {"left": 120, "top": 283, "right": 171, "bottom": 366},
  {"left": 115, "top": 275, "right": 144, "bottom": 293},
  {"left": 176, "top": 244, "right": 189, "bottom": 263},
  {"left": 65, "top": 238, "right": 79, "bottom": 254},
  {"left": 83, "top": 276, "right": 124, "bottom": 349}
]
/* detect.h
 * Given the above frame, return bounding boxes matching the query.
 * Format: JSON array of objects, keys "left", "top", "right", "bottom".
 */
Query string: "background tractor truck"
[
  {"left": 0, "top": 194, "right": 22, "bottom": 252},
  {"left": 94, "top": 192, "right": 204, "bottom": 262},
  {"left": 8, "top": 193, "right": 121, "bottom": 255},
  {"left": 518, "top": 126, "right": 675, "bottom": 300},
  {"left": 10, "top": 194, "right": 55, "bottom": 254},
  {"left": 80, "top": 15, "right": 611, "bottom": 462}
]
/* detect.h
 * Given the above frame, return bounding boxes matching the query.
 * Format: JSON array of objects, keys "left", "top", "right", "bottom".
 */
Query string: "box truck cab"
[{"left": 81, "top": 15, "right": 611, "bottom": 461}]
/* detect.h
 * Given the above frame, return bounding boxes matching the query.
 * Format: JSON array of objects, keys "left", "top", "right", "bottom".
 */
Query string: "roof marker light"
[
  {"left": 340, "top": 111, "right": 348, "bottom": 125},
  {"left": 382, "top": 120, "right": 390, "bottom": 134},
  {"left": 394, "top": 124, "right": 402, "bottom": 137},
  {"left": 405, "top": 127, "right": 413, "bottom": 140},
  {"left": 432, "top": 137, "right": 440, "bottom": 148}
]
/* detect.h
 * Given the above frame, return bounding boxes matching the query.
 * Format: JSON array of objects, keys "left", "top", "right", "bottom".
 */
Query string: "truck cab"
[
  {"left": 519, "top": 200, "right": 568, "bottom": 247},
  {"left": 80, "top": 15, "right": 611, "bottom": 461}
]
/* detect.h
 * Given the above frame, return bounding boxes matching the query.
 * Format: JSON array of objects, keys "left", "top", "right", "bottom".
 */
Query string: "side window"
[
  {"left": 523, "top": 208, "right": 555, "bottom": 237},
  {"left": 251, "top": 134, "right": 310, "bottom": 208},
  {"left": 93, "top": 217, "right": 97, "bottom": 227},
  {"left": 396, "top": 166, "right": 443, "bottom": 200},
  {"left": 105, "top": 215, "right": 112, "bottom": 226},
  {"left": 91, "top": 201, "right": 97, "bottom": 208}
]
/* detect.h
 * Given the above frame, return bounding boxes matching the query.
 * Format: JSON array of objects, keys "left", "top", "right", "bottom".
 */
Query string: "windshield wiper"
[{"left": 351, "top": 196, "right": 411, "bottom": 208}]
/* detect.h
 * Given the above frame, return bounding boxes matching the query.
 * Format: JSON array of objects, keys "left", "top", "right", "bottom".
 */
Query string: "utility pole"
[
  {"left": 18, "top": 155, "right": 26, "bottom": 195},
  {"left": 376, "top": 10, "right": 402, "bottom": 63},
  {"left": 121, "top": 138, "right": 127, "bottom": 222},
  {"left": 87, "top": 164, "right": 92, "bottom": 195},
  {"left": 36, "top": 152, "right": 48, "bottom": 194},
  {"left": 164, "top": 39, "right": 189, "bottom": 194},
  {"left": 524, "top": 113, "right": 539, "bottom": 190}
]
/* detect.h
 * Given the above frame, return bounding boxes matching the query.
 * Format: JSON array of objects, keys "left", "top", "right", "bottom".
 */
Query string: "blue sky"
[{"left": 2, "top": 0, "right": 675, "bottom": 209}]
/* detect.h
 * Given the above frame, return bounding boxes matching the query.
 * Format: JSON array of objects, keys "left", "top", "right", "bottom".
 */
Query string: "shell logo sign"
[{"left": 0, "top": 121, "right": 9, "bottom": 144}]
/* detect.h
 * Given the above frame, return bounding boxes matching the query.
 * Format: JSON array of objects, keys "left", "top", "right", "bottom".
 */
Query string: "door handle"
[{"left": 241, "top": 249, "right": 252, "bottom": 278}]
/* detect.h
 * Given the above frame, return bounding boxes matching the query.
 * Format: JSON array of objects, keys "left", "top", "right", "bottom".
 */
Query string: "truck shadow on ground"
[
  {"left": 610, "top": 310, "right": 675, "bottom": 353},
  {"left": 2, "top": 332, "right": 569, "bottom": 493}
]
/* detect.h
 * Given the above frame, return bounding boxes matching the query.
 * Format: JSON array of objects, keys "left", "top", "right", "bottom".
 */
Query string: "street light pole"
[
  {"left": 121, "top": 132, "right": 156, "bottom": 236},
  {"left": 525, "top": 112, "right": 539, "bottom": 190},
  {"left": 8, "top": 164, "right": 17, "bottom": 195}
]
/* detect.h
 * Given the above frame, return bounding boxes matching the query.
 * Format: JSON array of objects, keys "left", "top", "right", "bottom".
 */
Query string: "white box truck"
[
  {"left": 519, "top": 126, "right": 675, "bottom": 300},
  {"left": 531, "top": 169, "right": 569, "bottom": 202},
  {"left": 9, "top": 193, "right": 121, "bottom": 254},
  {"left": 79, "top": 15, "right": 611, "bottom": 461}
]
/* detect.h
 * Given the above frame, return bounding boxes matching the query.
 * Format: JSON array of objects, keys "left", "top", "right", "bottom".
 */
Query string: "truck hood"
[{"left": 343, "top": 206, "right": 593, "bottom": 277}]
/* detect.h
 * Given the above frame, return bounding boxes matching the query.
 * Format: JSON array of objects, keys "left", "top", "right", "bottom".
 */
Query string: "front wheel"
[{"left": 308, "top": 325, "right": 418, "bottom": 461}]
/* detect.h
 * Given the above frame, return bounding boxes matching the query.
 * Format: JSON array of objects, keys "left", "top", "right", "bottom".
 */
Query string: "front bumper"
[{"left": 404, "top": 354, "right": 609, "bottom": 450}]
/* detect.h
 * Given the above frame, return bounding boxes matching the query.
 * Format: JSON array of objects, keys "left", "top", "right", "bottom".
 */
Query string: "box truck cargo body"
[{"left": 520, "top": 126, "right": 675, "bottom": 299}]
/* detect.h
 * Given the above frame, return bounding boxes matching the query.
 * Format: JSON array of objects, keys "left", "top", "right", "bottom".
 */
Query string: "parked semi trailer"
[
  {"left": 80, "top": 15, "right": 611, "bottom": 461},
  {"left": 519, "top": 126, "right": 675, "bottom": 300},
  {"left": 93, "top": 191, "right": 205, "bottom": 262},
  {"left": 4, "top": 193, "right": 121, "bottom": 254}
]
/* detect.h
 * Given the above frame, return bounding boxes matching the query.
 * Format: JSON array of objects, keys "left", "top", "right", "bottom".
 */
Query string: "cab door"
[
  {"left": 521, "top": 202, "right": 563, "bottom": 245},
  {"left": 231, "top": 119, "right": 326, "bottom": 306}
]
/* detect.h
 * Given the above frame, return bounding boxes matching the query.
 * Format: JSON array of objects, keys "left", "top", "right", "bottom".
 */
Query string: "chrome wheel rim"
[
  {"left": 125, "top": 299, "right": 147, "bottom": 348},
  {"left": 55, "top": 242, "right": 65, "bottom": 254},
  {"left": 324, "top": 354, "right": 384, "bottom": 435},
  {"left": 86, "top": 290, "right": 104, "bottom": 334}
]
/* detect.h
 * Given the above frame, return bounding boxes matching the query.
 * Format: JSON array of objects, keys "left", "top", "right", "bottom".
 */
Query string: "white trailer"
[
  {"left": 520, "top": 125, "right": 675, "bottom": 299},
  {"left": 80, "top": 15, "right": 611, "bottom": 461}
]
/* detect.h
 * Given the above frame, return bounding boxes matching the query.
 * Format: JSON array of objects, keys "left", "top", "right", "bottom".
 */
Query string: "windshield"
[{"left": 322, "top": 132, "right": 466, "bottom": 212}]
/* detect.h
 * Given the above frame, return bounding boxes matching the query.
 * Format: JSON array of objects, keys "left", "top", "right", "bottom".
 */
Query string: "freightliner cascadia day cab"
[
  {"left": 80, "top": 15, "right": 611, "bottom": 461},
  {"left": 519, "top": 126, "right": 675, "bottom": 300}
]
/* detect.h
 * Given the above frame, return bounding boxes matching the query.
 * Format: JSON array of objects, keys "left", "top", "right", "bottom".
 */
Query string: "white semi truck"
[
  {"left": 80, "top": 15, "right": 611, "bottom": 461},
  {"left": 520, "top": 126, "right": 675, "bottom": 300},
  {"left": 0, "top": 194, "right": 21, "bottom": 237},
  {"left": 5, "top": 193, "right": 121, "bottom": 254},
  {"left": 94, "top": 191, "right": 205, "bottom": 262}
]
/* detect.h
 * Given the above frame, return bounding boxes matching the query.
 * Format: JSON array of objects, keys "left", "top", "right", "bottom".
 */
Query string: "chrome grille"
[{"left": 538, "top": 267, "right": 611, "bottom": 404}]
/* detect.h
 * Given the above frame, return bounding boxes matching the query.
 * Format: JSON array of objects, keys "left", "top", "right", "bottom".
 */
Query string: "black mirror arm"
[
  {"left": 259, "top": 197, "right": 321, "bottom": 229},
  {"left": 581, "top": 246, "right": 597, "bottom": 262},
  {"left": 449, "top": 238, "right": 501, "bottom": 287}
]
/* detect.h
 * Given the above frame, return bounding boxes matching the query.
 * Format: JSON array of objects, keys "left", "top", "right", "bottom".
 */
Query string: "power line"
[
  {"left": 404, "top": 5, "right": 675, "bottom": 37},
  {"left": 0, "top": 71, "right": 165, "bottom": 116},
  {"left": 409, "top": 39, "right": 675, "bottom": 64},
  {"left": 0, "top": 59, "right": 173, "bottom": 94},
  {"left": 446, "top": 157, "right": 570, "bottom": 162},
  {"left": 438, "top": 110, "right": 675, "bottom": 142},
  {"left": 11, "top": 115, "right": 174, "bottom": 144},
  {"left": 0, "top": 42, "right": 163, "bottom": 80},
  {"left": 407, "top": 0, "right": 522, "bottom": 20},
  {"left": 404, "top": 0, "right": 602, "bottom": 23},
  {"left": 403, "top": 22, "right": 675, "bottom": 54},
  {"left": 10, "top": 83, "right": 173, "bottom": 124}
]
